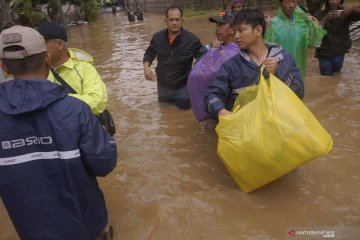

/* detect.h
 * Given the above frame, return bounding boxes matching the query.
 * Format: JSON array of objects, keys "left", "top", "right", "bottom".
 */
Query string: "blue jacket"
[
  {"left": 0, "top": 80, "right": 117, "bottom": 240},
  {"left": 204, "top": 43, "right": 304, "bottom": 117}
]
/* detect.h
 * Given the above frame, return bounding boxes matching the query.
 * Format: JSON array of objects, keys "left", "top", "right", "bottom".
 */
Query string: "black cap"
[
  {"left": 37, "top": 21, "right": 67, "bottom": 42},
  {"left": 209, "top": 11, "right": 235, "bottom": 24}
]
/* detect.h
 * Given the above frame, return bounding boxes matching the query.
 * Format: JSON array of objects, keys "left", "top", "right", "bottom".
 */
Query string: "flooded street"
[{"left": 1, "top": 11, "right": 360, "bottom": 240}]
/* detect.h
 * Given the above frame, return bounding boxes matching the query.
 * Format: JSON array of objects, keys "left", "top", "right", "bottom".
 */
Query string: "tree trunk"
[
  {"left": 0, "top": 0, "right": 14, "bottom": 30},
  {"left": 74, "top": 5, "right": 83, "bottom": 22},
  {"left": 54, "top": 0, "right": 67, "bottom": 25}
]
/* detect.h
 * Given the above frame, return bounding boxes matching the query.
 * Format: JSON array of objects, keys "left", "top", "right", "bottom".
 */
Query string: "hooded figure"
[{"left": 230, "top": 0, "right": 246, "bottom": 13}]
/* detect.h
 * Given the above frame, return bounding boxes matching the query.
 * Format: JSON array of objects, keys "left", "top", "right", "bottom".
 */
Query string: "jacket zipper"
[{"left": 165, "top": 44, "right": 174, "bottom": 84}]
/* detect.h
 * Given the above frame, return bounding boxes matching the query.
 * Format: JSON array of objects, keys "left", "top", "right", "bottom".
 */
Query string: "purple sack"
[{"left": 188, "top": 42, "right": 240, "bottom": 121}]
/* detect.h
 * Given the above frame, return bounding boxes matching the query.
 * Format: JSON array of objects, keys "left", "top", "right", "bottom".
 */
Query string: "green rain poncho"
[{"left": 265, "top": 6, "right": 326, "bottom": 81}]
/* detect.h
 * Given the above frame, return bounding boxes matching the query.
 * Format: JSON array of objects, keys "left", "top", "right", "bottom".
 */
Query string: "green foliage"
[
  {"left": 81, "top": 0, "right": 101, "bottom": 21},
  {"left": 31, "top": 11, "right": 48, "bottom": 25},
  {"left": 23, "top": 0, "right": 33, "bottom": 20},
  {"left": 10, "top": 0, "right": 46, "bottom": 26},
  {"left": 46, "top": 0, "right": 58, "bottom": 20}
]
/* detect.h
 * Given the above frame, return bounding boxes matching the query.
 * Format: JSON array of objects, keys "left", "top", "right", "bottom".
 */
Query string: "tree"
[
  {"left": 47, "top": 0, "right": 67, "bottom": 23},
  {"left": 81, "top": 0, "right": 101, "bottom": 21},
  {"left": 0, "top": 0, "right": 14, "bottom": 30}
]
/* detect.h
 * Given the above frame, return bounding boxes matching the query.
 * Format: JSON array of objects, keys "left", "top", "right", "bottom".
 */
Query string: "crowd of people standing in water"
[
  {"left": 127, "top": 1, "right": 144, "bottom": 22},
  {"left": 143, "top": 0, "right": 360, "bottom": 118},
  {"left": 0, "top": 0, "right": 359, "bottom": 239}
]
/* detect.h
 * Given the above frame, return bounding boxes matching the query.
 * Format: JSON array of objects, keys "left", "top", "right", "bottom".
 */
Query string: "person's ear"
[
  {"left": 60, "top": 41, "right": 66, "bottom": 50},
  {"left": 1, "top": 61, "right": 11, "bottom": 75},
  {"left": 255, "top": 25, "right": 263, "bottom": 37},
  {"left": 44, "top": 52, "right": 52, "bottom": 68},
  {"left": 43, "top": 52, "right": 52, "bottom": 78}
]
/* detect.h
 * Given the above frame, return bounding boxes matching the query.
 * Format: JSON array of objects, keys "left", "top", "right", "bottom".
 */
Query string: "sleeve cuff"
[{"left": 208, "top": 98, "right": 225, "bottom": 115}]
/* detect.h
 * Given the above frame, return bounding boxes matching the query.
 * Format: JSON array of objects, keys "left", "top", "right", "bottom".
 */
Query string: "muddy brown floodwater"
[{"left": 1, "top": 11, "right": 359, "bottom": 240}]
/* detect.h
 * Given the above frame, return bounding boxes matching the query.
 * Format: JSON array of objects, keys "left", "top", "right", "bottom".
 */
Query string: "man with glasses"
[
  {"left": 37, "top": 21, "right": 107, "bottom": 116},
  {"left": 265, "top": 0, "right": 326, "bottom": 81},
  {"left": 143, "top": 6, "right": 202, "bottom": 110}
]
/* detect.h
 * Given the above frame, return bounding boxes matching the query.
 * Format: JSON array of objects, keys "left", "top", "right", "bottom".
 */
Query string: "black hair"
[
  {"left": 325, "top": 0, "right": 344, "bottom": 10},
  {"left": 165, "top": 5, "right": 183, "bottom": 18},
  {"left": 2, "top": 46, "right": 46, "bottom": 76},
  {"left": 232, "top": 8, "right": 266, "bottom": 37}
]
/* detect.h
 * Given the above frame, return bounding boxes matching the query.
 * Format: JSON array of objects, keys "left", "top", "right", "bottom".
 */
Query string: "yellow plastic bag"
[{"left": 216, "top": 73, "right": 333, "bottom": 192}]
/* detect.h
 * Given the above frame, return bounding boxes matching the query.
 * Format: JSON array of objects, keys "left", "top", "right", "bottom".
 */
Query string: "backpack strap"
[{"left": 50, "top": 67, "right": 77, "bottom": 94}]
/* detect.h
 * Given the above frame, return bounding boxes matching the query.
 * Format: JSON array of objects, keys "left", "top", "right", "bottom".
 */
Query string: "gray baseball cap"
[{"left": 0, "top": 25, "right": 47, "bottom": 59}]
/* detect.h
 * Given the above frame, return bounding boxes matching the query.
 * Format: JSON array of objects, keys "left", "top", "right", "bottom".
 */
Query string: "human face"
[
  {"left": 165, "top": 9, "right": 184, "bottom": 35},
  {"left": 328, "top": 0, "right": 341, "bottom": 10},
  {"left": 44, "top": 39, "right": 65, "bottom": 66},
  {"left": 215, "top": 22, "right": 235, "bottom": 43},
  {"left": 234, "top": 22, "right": 262, "bottom": 49},
  {"left": 232, "top": 3, "right": 244, "bottom": 14},
  {"left": 280, "top": 0, "right": 298, "bottom": 19}
]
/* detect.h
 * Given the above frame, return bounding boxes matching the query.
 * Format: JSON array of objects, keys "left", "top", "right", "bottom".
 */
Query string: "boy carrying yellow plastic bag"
[{"left": 204, "top": 9, "right": 333, "bottom": 192}]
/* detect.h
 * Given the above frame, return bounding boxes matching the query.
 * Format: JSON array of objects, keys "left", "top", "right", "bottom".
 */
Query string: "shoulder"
[
  {"left": 222, "top": 53, "right": 242, "bottom": 69},
  {"left": 69, "top": 59, "right": 99, "bottom": 80},
  {"left": 53, "top": 95, "right": 88, "bottom": 113},
  {"left": 266, "top": 43, "right": 294, "bottom": 64},
  {"left": 270, "top": 15, "right": 282, "bottom": 24},
  {"left": 69, "top": 51, "right": 98, "bottom": 73},
  {"left": 69, "top": 48, "right": 94, "bottom": 63},
  {"left": 74, "top": 59, "right": 97, "bottom": 70},
  {"left": 277, "top": 49, "right": 296, "bottom": 68},
  {"left": 181, "top": 29, "right": 200, "bottom": 41},
  {"left": 271, "top": 15, "right": 281, "bottom": 21},
  {"left": 279, "top": 50, "right": 293, "bottom": 62},
  {"left": 68, "top": 49, "right": 99, "bottom": 73},
  {"left": 153, "top": 29, "right": 167, "bottom": 38}
]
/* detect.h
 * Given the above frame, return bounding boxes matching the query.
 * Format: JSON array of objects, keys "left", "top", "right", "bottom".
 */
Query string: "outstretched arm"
[{"left": 343, "top": 5, "right": 360, "bottom": 21}]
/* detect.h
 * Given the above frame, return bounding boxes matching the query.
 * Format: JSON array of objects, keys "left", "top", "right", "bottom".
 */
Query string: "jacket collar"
[
  {"left": 57, "top": 48, "right": 93, "bottom": 70},
  {"left": 166, "top": 27, "right": 184, "bottom": 44},
  {"left": 277, "top": 6, "right": 309, "bottom": 22},
  {"left": 238, "top": 42, "right": 284, "bottom": 63},
  {"left": 61, "top": 56, "right": 75, "bottom": 69}
]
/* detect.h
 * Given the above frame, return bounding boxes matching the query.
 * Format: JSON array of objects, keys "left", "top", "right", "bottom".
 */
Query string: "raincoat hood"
[
  {"left": 278, "top": 6, "right": 308, "bottom": 21},
  {"left": 0, "top": 79, "right": 68, "bottom": 115},
  {"left": 69, "top": 48, "right": 93, "bottom": 63}
]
